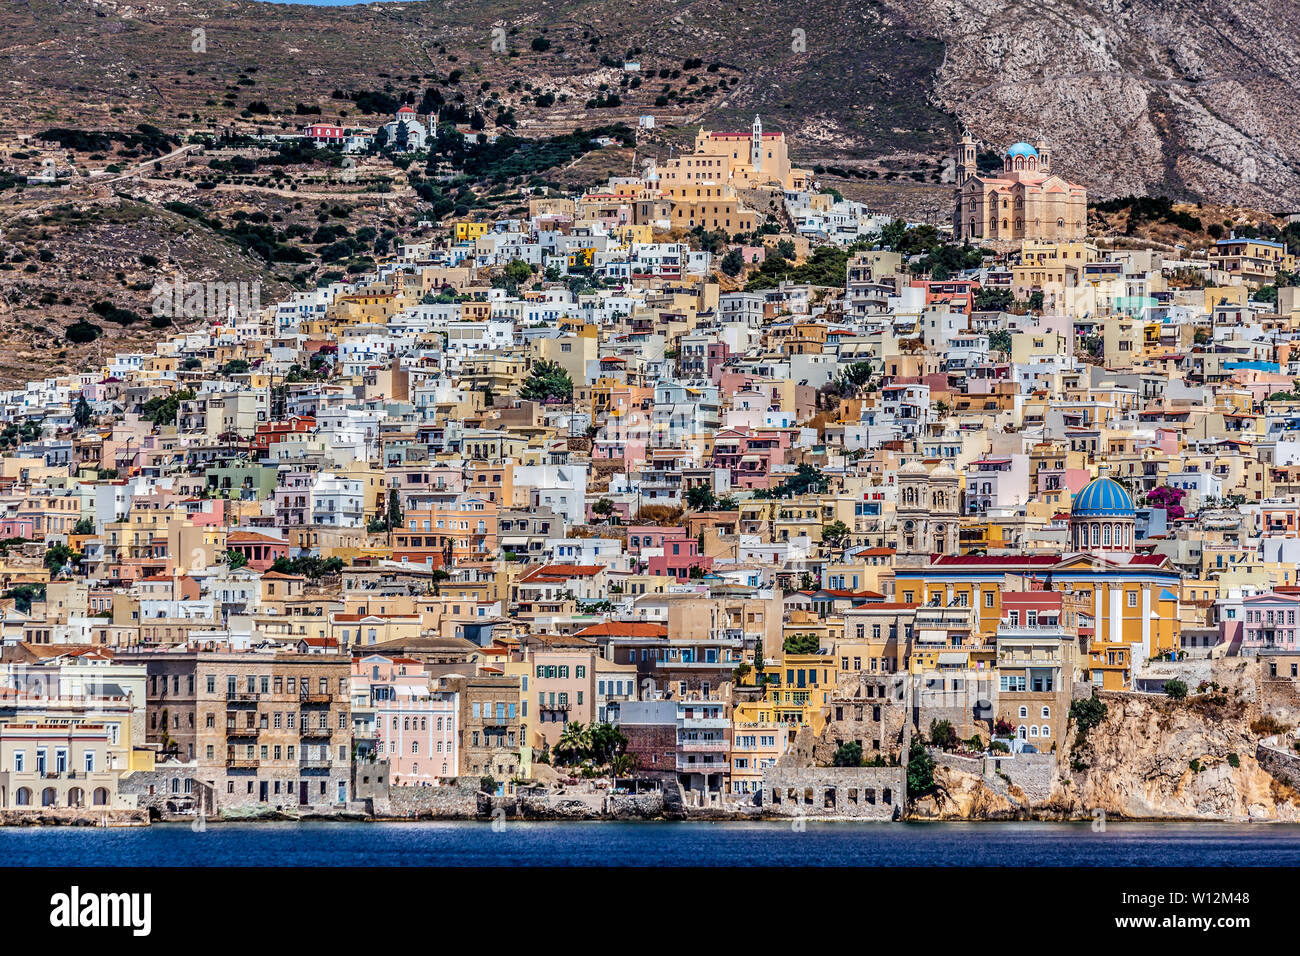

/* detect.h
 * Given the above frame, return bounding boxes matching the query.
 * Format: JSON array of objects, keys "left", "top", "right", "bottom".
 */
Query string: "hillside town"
[{"left": 3, "top": 118, "right": 1300, "bottom": 825}]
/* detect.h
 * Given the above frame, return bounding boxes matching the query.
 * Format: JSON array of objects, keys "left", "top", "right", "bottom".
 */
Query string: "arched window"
[
  {"left": 68, "top": 787, "right": 84, "bottom": 807},
  {"left": 41, "top": 788, "right": 57, "bottom": 807},
  {"left": 1103, "top": 524, "right": 1112, "bottom": 547},
  {"left": 1017, "top": 725, "right": 1027, "bottom": 740},
  {"left": 93, "top": 788, "right": 109, "bottom": 806},
  {"left": 1029, "top": 725, "right": 1039, "bottom": 737},
  {"left": 15, "top": 787, "right": 30, "bottom": 806},
  {"left": 1042, "top": 706, "right": 1051, "bottom": 718},
  {"left": 1018, "top": 706, "right": 1028, "bottom": 718},
  {"left": 1092, "top": 524, "right": 1100, "bottom": 547},
  {"left": 1041, "top": 725, "right": 1051, "bottom": 738}
]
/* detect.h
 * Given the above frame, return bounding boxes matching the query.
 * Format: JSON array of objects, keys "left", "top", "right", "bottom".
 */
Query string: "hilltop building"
[{"left": 952, "top": 132, "right": 1087, "bottom": 244}]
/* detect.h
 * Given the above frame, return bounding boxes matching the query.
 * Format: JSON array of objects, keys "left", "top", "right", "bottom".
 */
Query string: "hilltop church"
[{"left": 952, "top": 132, "right": 1087, "bottom": 244}]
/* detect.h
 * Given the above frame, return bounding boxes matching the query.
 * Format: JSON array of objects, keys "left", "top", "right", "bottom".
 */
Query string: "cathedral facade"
[{"left": 952, "top": 133, "right": 1087, "bottom": 244}]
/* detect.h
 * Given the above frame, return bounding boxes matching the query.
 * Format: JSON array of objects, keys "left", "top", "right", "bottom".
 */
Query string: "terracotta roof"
[{"left": 574, "top": 621, "right": 668, "bottom": 638}]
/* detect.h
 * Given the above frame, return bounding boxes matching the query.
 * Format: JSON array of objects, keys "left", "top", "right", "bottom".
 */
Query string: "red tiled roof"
[{"left": 574, "top": 622, "right": 668, "bottom": 638}]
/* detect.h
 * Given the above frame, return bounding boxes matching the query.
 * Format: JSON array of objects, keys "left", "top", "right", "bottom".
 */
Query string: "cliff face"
[
  {"left": 1056, "top": 690, "right": 1300, "bottom": 822},
  {"left": 918, "top": 663, "right": 1300, "bottom": 822},
  {"left": 886, "top": 0, "right": 1300, "bottom": 206}
]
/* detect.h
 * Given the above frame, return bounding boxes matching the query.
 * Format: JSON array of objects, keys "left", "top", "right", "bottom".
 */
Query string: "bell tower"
[
  {"left": 1035, "top": 137, "right": 1051, "bottom": 174},
  {"left": 751, "top": 114, "right": 764, "bottom": 174},
  {"left": 956, "top": 129, "right": 976, "bottom": 185}
]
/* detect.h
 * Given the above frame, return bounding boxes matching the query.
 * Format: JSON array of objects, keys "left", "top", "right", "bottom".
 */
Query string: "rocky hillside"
[
  {"left": 885, "top": 0, "right": 1300, "bottom": 208},
  {"left": 5, "top": 0, "right": 1299, "bottom": 206}
]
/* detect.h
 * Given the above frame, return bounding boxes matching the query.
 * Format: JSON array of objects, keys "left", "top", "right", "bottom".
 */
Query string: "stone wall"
[
  {"left": 372, "top": 784, "right": 479, "bottom": 819},
  {"left": 933, "top": 750, "right": 1057, "bottom": 804},
  {"left": 0, "top": 807, "right": 149, "bottom": 827},
  {"left": 1256, "top": 736, "right": 1300, "bottom": 792},
  {"left": 760, "top": 766, "right": 905, "bottom": 819}
]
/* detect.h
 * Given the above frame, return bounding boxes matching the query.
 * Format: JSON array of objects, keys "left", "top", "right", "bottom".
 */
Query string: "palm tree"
[{"left": 554, "top": 721, "right": 592, "bottom": 765}]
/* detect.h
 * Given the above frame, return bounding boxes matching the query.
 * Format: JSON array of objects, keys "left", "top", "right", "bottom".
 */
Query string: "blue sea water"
[{"left": 1, "top": 820, "right": 1299, "bottom": 866}]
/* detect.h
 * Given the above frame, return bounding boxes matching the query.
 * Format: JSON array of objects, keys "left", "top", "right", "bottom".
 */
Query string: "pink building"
[
  {"left": 1241, "top": 592, "right": 1300, "bottom": 654},
  {"left": 647, "top": 538, "right": 713, "bottom": 581},
  {"left": 711, "top": 427, "right": 790, "bottom": 490},
  {"left": 226, "top": 531, "right": 290, "bottom": 572},
  {"left": 355, "top": 655, "right": 460, "bottom": 786},
  {"left": 625, "top": 525, "right": 687, "bottom": 555}
]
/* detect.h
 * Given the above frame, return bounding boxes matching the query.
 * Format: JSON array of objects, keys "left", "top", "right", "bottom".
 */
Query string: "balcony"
[
  {"left": 677, "top": 716, "right": 730, "bottom": 730},
  {"left": 298, "top": 691, "right": 331, "bottom": 705},
  {"left": 227, "top": 726, "right": 261, "bottom": 738},
  {"left": 299, "top": 758, "right": 332, "bottom": 771},
  {"left": 678, "top": 738, "right": 729, "bottom": 753},
  {"left": 675, "top": 758, "right": 729, "bottom": 773},
  {"left": 300, "top": 726, "right": 333, "bottom": 739},
  {"left": 226, "top": 757, "right": 259, "bottom": 769},
  {"left": 226, "top": 692, "right": 259, "bottom": 705}
]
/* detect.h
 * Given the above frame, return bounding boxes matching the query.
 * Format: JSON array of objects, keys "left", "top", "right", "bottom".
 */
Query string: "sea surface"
[{"left": 2, "top": 820, "right": 1299, "bottom": 866}]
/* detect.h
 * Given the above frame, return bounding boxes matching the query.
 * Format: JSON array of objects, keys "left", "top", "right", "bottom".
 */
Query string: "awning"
[{"left": 937, "top": 652, "right": 967, "bottom": 665}]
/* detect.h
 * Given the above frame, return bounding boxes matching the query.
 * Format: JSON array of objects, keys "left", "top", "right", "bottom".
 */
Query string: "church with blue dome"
[
  {"left": 951, "top": 130, "right": 1087, "bottom": 244},
  {"left": 1069, "top": 476, "right": 1136, "bottom": 552}
]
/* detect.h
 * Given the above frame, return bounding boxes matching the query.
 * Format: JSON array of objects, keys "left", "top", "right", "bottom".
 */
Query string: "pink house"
[
  {"left": 625, "top": 525, "right": 688, "bottom": 555},
  {"left": 355, "top": 655, "right": 459, "bottom": 786},
  {"left": 0, "top": 517, "right": 34, "bottom": 539},
  {"left": 711, "top": 427, "right": 791, "bottom": 490},
  {"left": 647, "top": 537, "right": 712, "bottom": 580},
  {"left": 1241, "top": 592, "right": 1300, "bottom": 654}
]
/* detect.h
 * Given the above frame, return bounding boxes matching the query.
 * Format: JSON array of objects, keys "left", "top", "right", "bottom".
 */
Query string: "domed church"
[
  {"left": 952, "top": 131, "right": 1087, "bottom": 243},
  {"left": 1068, "top": 477, "right": 1136, "bottom": 553}
]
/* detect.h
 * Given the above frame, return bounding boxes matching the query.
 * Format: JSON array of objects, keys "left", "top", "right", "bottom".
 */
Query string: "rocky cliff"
[
  {"left": 884, "top": 0, "right": 1300, "bottom": 207},
  {"left": 917, "top": 661, "right": 1300, "bottom": 822}
]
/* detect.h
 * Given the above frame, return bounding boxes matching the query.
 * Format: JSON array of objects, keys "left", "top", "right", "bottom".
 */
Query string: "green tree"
[
  {"left": 591, "top": 497, "right": 615, "bottom": 522},
  {"left": 479, "top": 775, "right": 498, "bottom": 794},
  {"left": 588, "top": 721, "right": 628, "bottom": 764},
  {"left": 74, "top": 394, "right": 93, "bottom": 428},
  {"left": 928, "top": 718, "right": 958, "bottom": 751},
  {"left": 2, "top": 583, "right": 46, "bottom": 614},
  {"left": 72, "top": 517, "right": 95, "bottom": 536},
  {"left": 44, "top": 543, "right": 80, "bottom": 573},
  {"left": 832, "top": 741, "right": 864, "bottom": 767},
  {"left": 518, "top": 359, "right": 573, "bottom": 403},
  {"left": 838, "top": 360, "right": 874, "bottom": 395},
  {"left": 501, "top": 258, "right": 533, "bottom": 288},
  {"left": 973, "top": 288, "right": 1014, "bottom": 312},
  {"left": 782, "top": 632, "right": 821, "bottom": 655},
  {"left": 906, "top": 737, "right": 936, "bottom": 796},
  {"left": 1164, "top": 678, "right": 1188, "bottom": 700},
  {"left": 720, "top": 247, "right": 745, "bottom": 277},
  {"left": 226, "top": 549, "right": 248, "bottom": 571},
  {"left": 684, "top": 485, "right": 717, "bottom": 511},
  {"left": 386, "top": 488, "right": 403, "bottom": 530},
  {"left": 554, "top": 721, "right": 593, "bottom": 765},
  {"left": 821, "top": 520, "right": 850, "bottom": 550}
]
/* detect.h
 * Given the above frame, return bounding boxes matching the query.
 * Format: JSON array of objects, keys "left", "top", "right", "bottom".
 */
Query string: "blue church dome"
[
  {"left": 1071, "top": 477, "right": 1135, "bottom": 518},
  {"left": 1005, "top": 142, "right": 1039, "bottom": 159}
]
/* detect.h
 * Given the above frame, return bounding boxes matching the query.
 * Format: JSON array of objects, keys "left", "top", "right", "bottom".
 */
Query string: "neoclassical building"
[
  {"left": 952, "top": 132, "right": 1087, "bottom": 243},
  {"left": 895, "top": 460, "right": 961, "bottom": 562}
]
